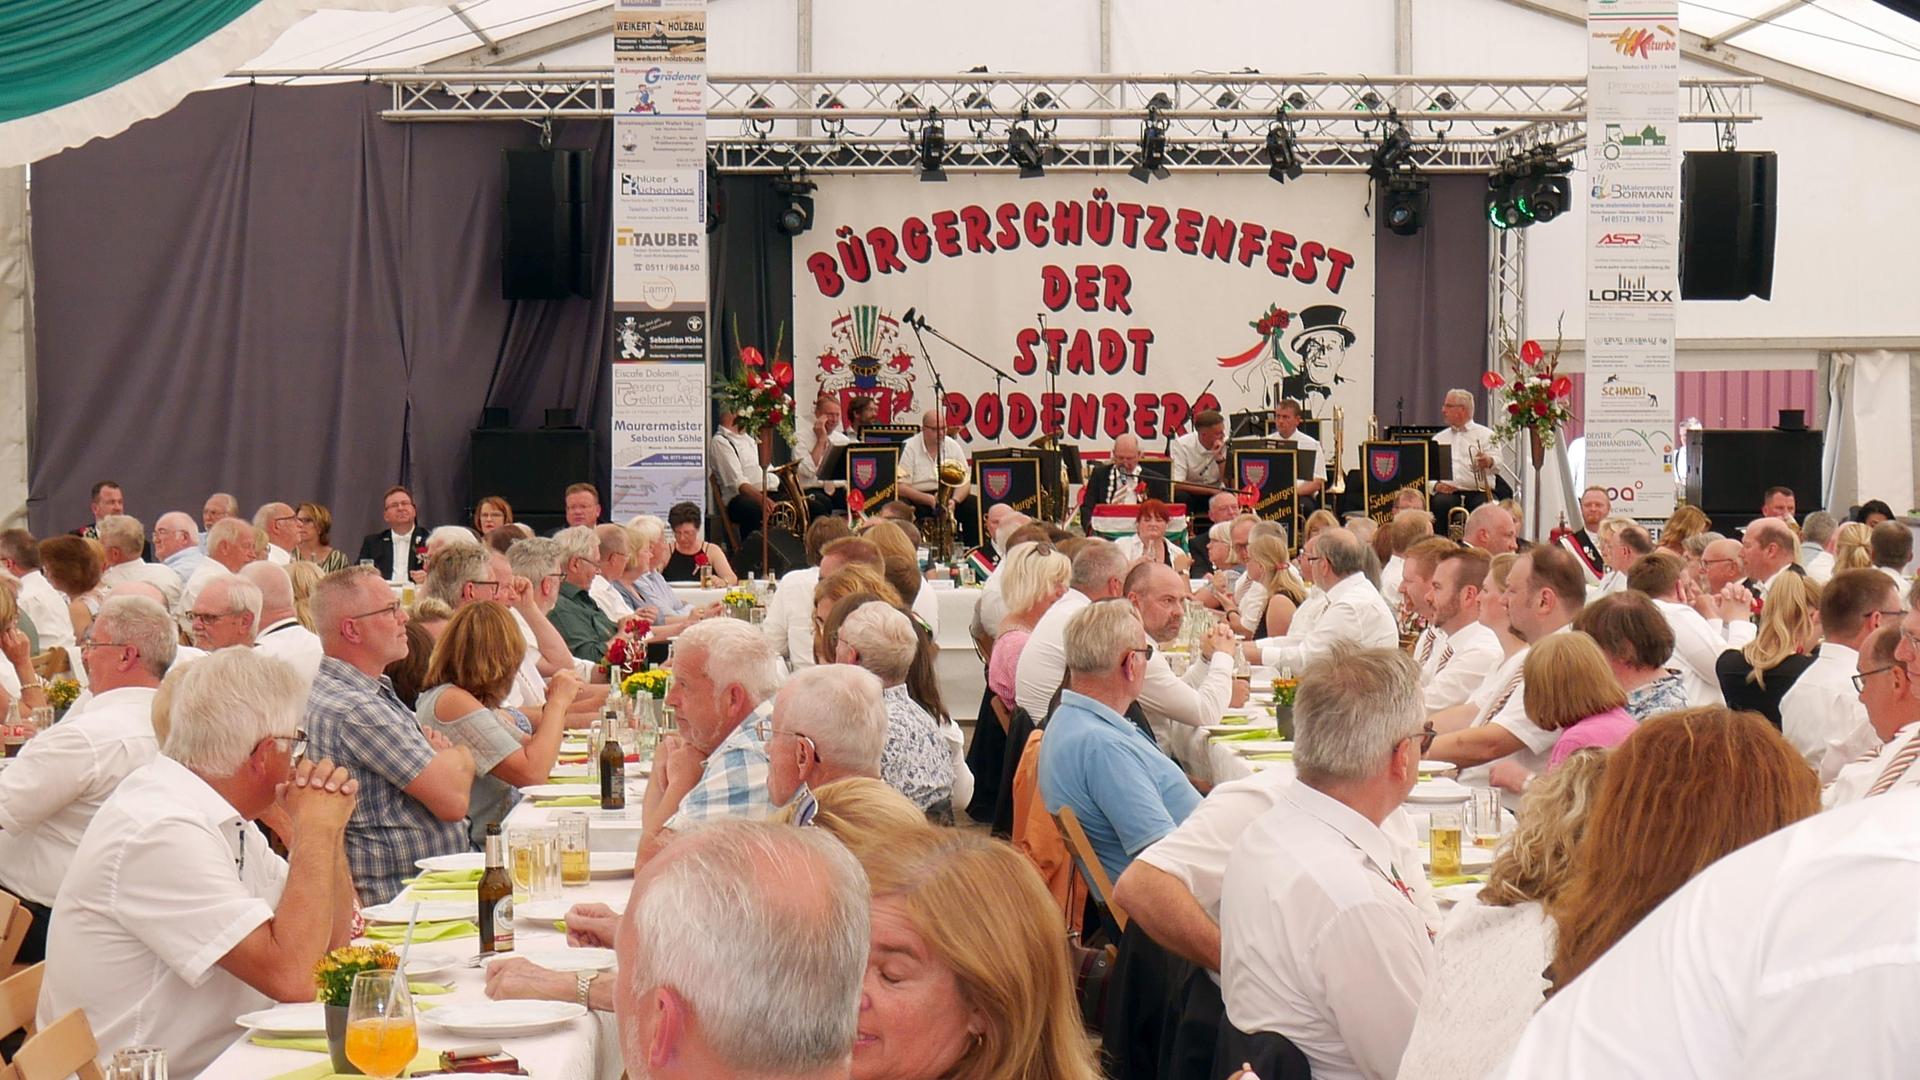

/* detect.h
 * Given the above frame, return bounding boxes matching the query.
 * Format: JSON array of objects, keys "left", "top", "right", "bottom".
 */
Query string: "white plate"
[
  {"left": 513, "top": 898, "right": 577, "bottom": 923},
  {"left": 361, "top": 900, "right": 474, "bottom": 924},
  {"left": 1434, "top": 882, "right": 1485, "bottom": 907},
  {"left": 1406, "top": 778, "right": 1473, "bottom": 804},
  {"left": 1204, "top": 719, "right": 1265, "bottom": 735},
  {"left": 521, "top": 783, "right": 602, "bottom": 799},
  {"left": 548, "top": 762, "right": 592, "bottom": 778},
  {"left": 591, "top": 851, "right": 638, "bottom": 877},
  {"left": 236, "top": 1003, "right": 327, "bottom": 1037},
  {"left": 501, "top": 946, "right": 619, "bottom": 974},
  {"left": 1418, "top": 760, "right": 1457, "bottom": 775},
  {"left": 415, "top": 852, "right": 486, "bottom": 873},
  {"left": 400, "top": 956, "right": 458, "bottom": 981},
  {"left": 423, "top": 1000, "right": 589, "bottom": 1038},
  {"left": 1228, "top": 739, "right": 1295, "bottom": 755}
]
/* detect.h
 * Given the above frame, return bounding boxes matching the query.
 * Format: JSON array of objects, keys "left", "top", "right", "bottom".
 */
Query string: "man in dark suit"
[
  {"left": 356, "top": 485, "right": 427, "bottom": 584},
  {"left": 1079, "top": 434, "right": 1148, "bottom": 535},
  {"left": 1186, "top": 491, "right": 1240, "bottom": 578}
]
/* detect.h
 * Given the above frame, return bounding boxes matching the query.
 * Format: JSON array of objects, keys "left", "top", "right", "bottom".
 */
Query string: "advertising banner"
[
  {"left": 1585, "top": 1, "right": 1681, "bottom": 519},
  {"left": 791, "top": 174, "right": 1376, "bottom": 467}
]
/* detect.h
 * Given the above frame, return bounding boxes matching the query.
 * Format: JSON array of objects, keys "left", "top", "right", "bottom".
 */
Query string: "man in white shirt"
[
  {"left": 97, "top": 514, "right": 183, "bottom": 607},
  {"left": 0, "top": 596, "right": 170, "bottom": 964},
  {"left": 1870, "top": 520, "right": 1913, "bottom": 590},
  {"left": 38, "top": 648, "right": 360, "bottom": 1077},
  {"left": 241, "top": 562, "right": 324, "bottom": 691},
  {"left": 189, "top": 574, "right": 261, "bottom": 652},
  {"left": 711, "top": 408, "right": 778, "bottom": 544},
  {"left": 1430, "top": 389, "right": 1508, "bottom": 515},
  {"left": 180, "top": 517, "right": 262, "bottom": 631},
  {"left": 1127, "top": 561, "right": 1243, "bottom": 752},
  {"left": 1629, "top": 552, "right": 1738, "bottom": 706},
  {"left": 797, "top": 393, "right": 853, "bottom": 515},
  {"left": 1376, "top": 509, "right": 1434, "bottom": 612},
  {"left": 1272, "top": 399, "right": 1326, "bottom": 503},
  {"left": 1422, "top": 548, "right": 1501, "bottom": 710},
  {"left": 1780, "top": 568, "right": 1900, "bottom": 779},
  {"left": 1249, "top": 528, "right": 1397, "bottom": 672},
  {"left": 1219, "top": 644, "right": 1435, "bottom": 1080},
  {"left": 1824, "top": 625, "right": 1920, "bottom": 807},
  {"left": 502, "top": 539, "right": 608, "bottom": 715},
  {"left": 1594, "top": 520, "right": 1650, "bottom": 596},
  {"left": 1400, "top": 538, "right": 1456, "bottom": 672},
  {"left": 761, "top": 516, "right": 854, "bottom": 669},
  {"left": 1739, "top": 517, "right": 1800, "bottom": 598},
  {"left": 587, "top": 523, "right": 644, "bottom": 622},
  {"left": 0, "top": 528, "right": 77, "bottom": 651},
  {"left": 1800, "top": 510, "right": 1838, "bottom": 584},
  {"left": 253, "top": 502, "right": 299, "bottom": 565},
  {"left": 1015, "top": 539, "right": 1128, "bottom": 722},
  {"left": 1171, "top": 408, "right": 1229, "bottom": 519},
  {"left": 896, "top": 408, "right": 976, "bottom": 545},
  {"left": 1498, "top": 788, "right": 1920, "bottom": 1079},
  {"left": 152, "top": 511, "right": 208, "bottom": 586},
  {"left": 1461, "top": 501, "right": 1517, "bottom": 555}
]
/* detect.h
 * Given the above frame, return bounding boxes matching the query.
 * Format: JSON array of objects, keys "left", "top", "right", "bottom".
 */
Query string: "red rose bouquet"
[
  {"left": 1481, "top": 330, "right": 1574, "bottom": 451},
  {"left": 713, "top": 317, "right": 796, "bottom": 443}
]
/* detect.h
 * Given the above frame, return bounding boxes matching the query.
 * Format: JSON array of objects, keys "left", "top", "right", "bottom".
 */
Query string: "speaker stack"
[
  {"left": 502, "top": 148, "right": 593, "bottom": 300},
  {"left": 1679, "top": 151, "right": 1777, "bottom": 302}
]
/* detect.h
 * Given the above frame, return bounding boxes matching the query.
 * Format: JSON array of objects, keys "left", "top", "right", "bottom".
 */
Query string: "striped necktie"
[
  {"left": 1867, "top": 736, "right": 1920, "bottom": 797},
  {"left": 1476, "top": 668, "right": 1526, "bottom": 726},
  {"left": 1432, "top": 644, "right": 1455, "bottom": 675},
  {"left": 1416, "top": 630, "right": 1437, "bottom": 664}
]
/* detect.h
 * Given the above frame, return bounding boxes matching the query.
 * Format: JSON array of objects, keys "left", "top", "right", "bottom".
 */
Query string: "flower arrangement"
[
  {"left": 622, "top": 668, "right": 671, "bottom": 699},
  {"left": 603, "top": 635, "right": 634, "bottom": 671},
  {"left": 314, "top": 943, "right": 398, "bottom": 1007},
  {"left": 46, "top": 677, "right": 79, "bottom": 713},
  {"left": 620, "top": 615, "right": 653, "bottom": 640},
  {"left": 1271, "top": 675, "right": 1299, "bottom": 709},
  {"left": 721, "top": 588, "right": 759, "bottom": 607},
  {"left": 713, "top": 319, "right": 796, "bottom": 443},
  {"left": 1482, "top": 332, "right": 1574, "bottom": 451}
]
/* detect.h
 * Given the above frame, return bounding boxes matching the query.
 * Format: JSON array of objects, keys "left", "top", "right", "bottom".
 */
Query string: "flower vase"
[
  {"left": 324, "top": 1003, "right": 362, "bottom": 1075},
  {"left": 1273, "top": 703, "right": 1295, "bottom": 740},
  {"left": 1529, "top": 428, "right": 1548, "bottom": 470}
]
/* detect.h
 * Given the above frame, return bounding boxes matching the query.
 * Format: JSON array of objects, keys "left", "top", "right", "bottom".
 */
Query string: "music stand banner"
[
  {"left": 973, "top": 455, "right": 1043, "bottom": 538},
  {"left": 1359, "top": 440, "right": 1430, "bottom": 523},
  {"left": 1230, "top": 447, "right": 1299, "bottom": 533},
  {"left": 845, "top": 445, "right": 899, "bottom": 513}
]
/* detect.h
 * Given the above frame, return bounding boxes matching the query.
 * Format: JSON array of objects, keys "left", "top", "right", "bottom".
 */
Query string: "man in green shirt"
[{"left": 550, "top": 526, "right": 617, "bottom": 661}]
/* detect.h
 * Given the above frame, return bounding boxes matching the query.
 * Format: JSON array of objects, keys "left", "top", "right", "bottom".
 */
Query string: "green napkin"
[
  {"left": 265, "top": 1045, "right": 441, "bottom": 1080},
  {"left": 404, "top": 869, "right": 482, "bottom": 886},
  {"left": 401, "top": 888, "right": 477, "bottom": 903},
  {"left": 408, "top": 981, "right": 454, "bottom": 996},
  {"left": 544, "top": 774, "right": 595, "bottom": 785},
  {"left": 250, "top": 1036, "right": 330, "bottom": 1053},
  {"left": 1430, "top": 873, "right": 1490, "bottom": 888},
  {"left": 1245, "top": 752, "right": 1293, "bottom": 762},
  {"left": 534, "top": 795, "right": 600, "bottom": 807},
  {"left": 364, "top": 919, "right": 477, "bottom": 942},
  {"left": 1213, "top": 729, "right": 1282, "bottom": 743}
]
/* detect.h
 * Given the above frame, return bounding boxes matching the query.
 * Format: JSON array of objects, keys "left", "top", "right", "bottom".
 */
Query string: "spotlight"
[
  {"left": 1146, "top": 92, "right": 1174, "bottom": 111},
  {"left": 814, "top": 92, "right": 843, "bottom": 110},
  {"left": 963, "top": 88, "right": 993, "bottom": 110},
  {"left": 1485, "top": 147, "right": 1574, "bottom": 229},
  {"left": 1357, "top": 90, "right": 1383, "bottom": 112},
  {"left": 1485, "top": 175, "right": 1526, "bottom": 230},
  {"left": 1383, "top": 174, "right": 1429, "bottom": 236},
  {"left": 1368, "top": 114, "right": 1412, "bottom": 179},
  {"left": 1428, "top": 91, "right": 1458, "bottom": 112},
  {"left": 1130, "top": 108, "right": 1170, "bottom": 184},
  {"left": 1007, "top": 123, "right": 1046, "bottom": 179},
  {"left": 1285, "top": 90, "right": 1310, "bottom": 110},
  {"left": 1265, "top": 122, "right": 1302, "bottom": 183},
  {"left": 1029, "top": 91, "right": 1056, "bottom": 110},
  {"left": 917, "top": 109, "right": 947, "bottom": 182},
  {"left": 1215, "top": 90, "right": 1242, "bottom": 110},
  {"left": 773, "top": 173, "right": 815, "bottom": 236}
]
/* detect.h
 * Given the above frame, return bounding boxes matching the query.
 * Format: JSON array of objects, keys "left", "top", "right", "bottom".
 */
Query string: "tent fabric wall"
[
  {"left": 1372, "top": 175, "right": 1490, "bottom": 427},
  {"left": 1823, "top": 350, "right": 1918, "bottom": 516}
]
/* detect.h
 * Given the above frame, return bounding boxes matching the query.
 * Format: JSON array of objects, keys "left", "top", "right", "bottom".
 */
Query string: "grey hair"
[
  {"left": 421, "top": 542, "right": 491, "bottom": 607},
  {"left": 626, "top": 514, "right": 666, "bottom": 550},
  {"left": 95, "top": 514, "right": 145, "bottom": 559},
  {"left": 198, "top": 574, "right": 263, "bottom": 630},
  {"left": 624, "top": 821, "right": 869, "bottom": 1073},
  {"left": 1068, "top": 537, "right": 1128, "bottom": 594},
  {"left": 1248, "top": 519, "right": 1289, "bottom": 548},
  {"left": 155, "top": 511, "right": 200, "bottom": 543},
  {"left": 1292, "top": 643, "right": 1425, "bottom": 784},
  {"left": 1313, "top": 527, "right": 1367, "bottom": 577},
  {"left": 250, "top": 502, "right": 292, "bottom": 532},
  {"left": 774, "top": 664, "right": 887, "bottom": 776},
  {"left": 1800, "top": 510, "right": 1838, "bottom": 545},
  {"left": 1444, "top": 388, "right": 1475, "bottom": 407},
  {"left": 310, "top": 565, "right": 387, "bottom": 643},
  {"left": 506, "top": 536, "right": 564, "bottom": 581},
  {"left": 95, "top": 595, "right": 177, "bottom": 678},
  {"left": 594, "top": 523, "right": 631, "bottom": 557},
  {"left": 1064, "top": 598, "right": 1144, "bottom": 675},
  {"left": 206, "top": 492, "right": 241, "bottom": 518},
  {"left": 238, "top": 561, "right": 294, "bottom": 618},
  {"left": 835, "top": 602, "right": 919, "bottom": 684},
  {"left": 999, "top": 541, "right": 1072, "bottom": 617},
  {"left": 163, "top": 649, "right": 305, "bottom": 778},
  {"left": 553, "top": 525, "right": 600, "bottom": 566},
  {"left": 426, "top": 525, "right": 477, "bottom": 553},
  {"left": 206, "top": 516, "right": 254, "bottom": 555},
  {"left": 1684, "top": 531, "right": 1725, "bottom": 557},
  {"left": 991, "top": 512, "right": 1032, "bottom": 552},
  {"left": 679, "top": 617, "right": 782, "bottom": 706}
]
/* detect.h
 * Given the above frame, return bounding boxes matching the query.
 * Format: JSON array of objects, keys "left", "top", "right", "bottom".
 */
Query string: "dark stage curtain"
[{"left": 1372, "top": 175, "right": 1492, "bottom": 427}]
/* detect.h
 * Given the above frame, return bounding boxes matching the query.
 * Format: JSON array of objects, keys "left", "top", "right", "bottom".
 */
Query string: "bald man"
[
  {"left": 897, "top": 408, "right": 977, "bottom": 546},
  {"left": 1741, "top": 518, "right": 1803, "bottom": 598},
  {"left": 1080, "top": 433, "right": 1147, "bottom": 533},
  {"left": 1463, "top": 502, "right": 1518, "bottom": 555}
]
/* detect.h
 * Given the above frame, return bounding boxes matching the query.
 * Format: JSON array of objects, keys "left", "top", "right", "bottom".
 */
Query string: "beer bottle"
[
  {"left": 600, "top": 715, "right": 626, "bottom": 811},
  {"left": 478, "top": 823, "right": 513, "bottom": 954}
]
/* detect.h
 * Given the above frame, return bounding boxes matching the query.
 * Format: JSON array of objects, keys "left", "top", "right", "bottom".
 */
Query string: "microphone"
[{"left": 901, "top": 307, "right": 918, "bottom": 328}]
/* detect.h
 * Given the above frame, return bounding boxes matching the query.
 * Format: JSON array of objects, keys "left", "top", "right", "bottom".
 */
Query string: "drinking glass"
[
  {"left": 344, "top": 970, "right": 418, "bottom": 1079},
  {"left": 29, "top": 705, "right": 54, "bottom": 732},
  {"left": 107, "top": 1047, "right": 168, "bottom": 1079},
  {"left": 518, "top": 825, "right": 563, "bottom": 901},
  {"left": 556, "top": 813, "right": 591, "bottom": 886},
  {"left": 1470, "top": 787, "right": 1505, "bottom": 849},
  {"left": 507, "top": 826, "right": 537, "bottom": 903},
  {"left": 1429, "top": 808, "right": 1464, "bottom": 878}
]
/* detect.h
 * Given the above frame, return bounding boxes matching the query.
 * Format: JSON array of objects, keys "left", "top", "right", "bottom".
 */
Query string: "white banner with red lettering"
[{"left": 792, "top": 174, "right": 1374, "bottom": 464}]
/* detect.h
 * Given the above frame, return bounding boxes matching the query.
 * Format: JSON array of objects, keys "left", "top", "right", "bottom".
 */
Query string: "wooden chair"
[
  {"left": 0, "top": 892, "right": 30, "bottom": 972},
  {"left": 0, "top": 963, "right": 44, "bottom": 1055},
  {"left": 988, "top": 696, "right": 1012, "bottom": 734},
  {"left": 708, "top": 474, "right": 743, "bottom": 554},
  {"left": 1052, "top": 804, "right": 1128, "bottom": 940},
  {"left": 9, "top": 1009, "right": 105, "bottom": 1080}
]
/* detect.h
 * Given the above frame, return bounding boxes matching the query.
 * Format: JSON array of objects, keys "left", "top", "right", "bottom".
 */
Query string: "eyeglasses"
[
  {"left": 267, "top": 729, "right": 308, "bottom": 760},
  {"left": 272, "top": 514, "right": 299, "bottom": 526},
  {"left": 79, "top": 639, "right": 130, "bottom": 653},
  {"left": 1853, "top": 666, "right": 1898, "bottom": 693},
  {"left": 1402, "top": 722, "right": 1438, "bottom": 756},
  {"left": 752, "top": 718, "right": 818, "bottom": 760},
  {"left": 346, "top": 601, "right": 403, "bottom": 622},
  {"left": 189, "top": 610, "right": 242, "bottom": 625},
  {"left": 1702, "top": 557, "right": 1740, "bottom": 567},
  {"left": 467, "top": 579, "right": 502, "bottom": 597}
]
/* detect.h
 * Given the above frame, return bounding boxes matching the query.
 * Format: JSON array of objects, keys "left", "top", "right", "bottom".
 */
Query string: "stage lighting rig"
[
  {"left": 1383, "top": 173, "right": 1430, "bottom": 236},
  {"left": 1007, "top": 120, "right": 1046, "bottom": 179},
  {"left": 917, "top": 108, "right": 948, "bottom": 182},
  {"left": 1368, "top": 110, "right": 1413, "bottom": 179},
  {"left": 1265, "top": 112, "right": 1303, "bottom": 183},
  {"left": 773, "top": 171, "right": 816, "bottom": 236},
  {"left": 1485, "top": 146, "right": 1573, "bottom": 229},
  {"left": 1130, "top": 106, "right": 1171, "bottom": 184}
]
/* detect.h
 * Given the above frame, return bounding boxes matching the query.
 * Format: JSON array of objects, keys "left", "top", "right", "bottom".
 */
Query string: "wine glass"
[{"left": 345, "top": 970, "right": 418, "bottom": 1079}]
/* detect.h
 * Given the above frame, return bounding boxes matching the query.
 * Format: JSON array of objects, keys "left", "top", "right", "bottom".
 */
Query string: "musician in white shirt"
[
  {"left": 709, "top": 409, "right": 779, "bottom": 541},
  {"left": 1430, "top": 389, "right": 1508, "bottom": 515},
  {"left": 797, "top": 393, "right": 852, "bottom": 515},
  {"left": 895, "top": 409, "right": 976, "bottom": 543},
  {"left": 1272, "top": 399, "right": 1326, "bottom": 501},
  {"left": 1219, "top": 644, "right": 1435, "bottom": 1080},
  {"left": 1171, "top": 408, "right": 1229, "bottom": 517}
]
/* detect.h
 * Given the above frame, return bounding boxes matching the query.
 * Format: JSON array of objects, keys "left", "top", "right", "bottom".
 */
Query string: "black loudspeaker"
[
  {"left": 502, "top": 148, "right": 593, "bottom": 299},
  {"left": 1683, "top": 427, "right": 1822, "bottom": 532},
  {"left": 1679, "top": 151, "right": 1776, "bottom": 301},
  {"left": 469, "top": 428, "right": 594, "bottom": 516}
]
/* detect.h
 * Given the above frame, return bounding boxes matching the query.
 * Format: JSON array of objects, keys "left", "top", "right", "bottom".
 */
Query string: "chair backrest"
[
  {"left": 0, "top": 892, "right": 27, "bottom": 971},
  {"left": 0, "top": 963, "right": 45, "bottom": 1052},
  {"left": 707, "top": 473, "right": 743, "bottom": 552},
  {"left": 10, "top": 1009, "right": 105, "bottom": 1080},
  {"left": 1053, "top": 804, "right": 1129, "bottom": 938}
]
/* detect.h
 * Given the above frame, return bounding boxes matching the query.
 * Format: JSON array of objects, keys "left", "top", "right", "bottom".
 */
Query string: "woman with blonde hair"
[
  {"left": 1300, "top": 507, "right": 1340, "bottom": 547},
  {"left": 987, "top": 541, "right": 1072, "bottom": 715},
  {"left": 293, "top": 502, "right": 350, "bottom": 572},
  {"left": 419, "top": 601, "right": 580, "bottom": 843},
  {"left": 1234, "top": 532, "right": 1309, "bottom": 639},
  {"left": 1657, "top": 504, "right": 1710, "bottom": 556},
  {"left": 812, "top": 565, "right": 903, "bottom": 664},
  {"left": 1832, "top": 521, "right": 1874, "bottom": 573},
  {"left": 1546, "top": 707, "right": 1818, "bottom": 992},
  {"left": 770, "top": 777, "right": 932, "bottom": 861},
  {"left": 1398, "top": 749, "right": 1609, "bottom": 1080},
  {"left": 861, "top": 519, "right": 940, "bottom": 630},
  {"left": 1714, "top": 570, "right": 1821, "bottom": 730},
  {"left": 1525, "top": 632, "right": 1635, "bottom": 768},
  {"left": 852, "top": 828, "right": 1098, "bottom": 1080},
  {"left": 285, "top": 559, "right": 322, "bottom": 630}
]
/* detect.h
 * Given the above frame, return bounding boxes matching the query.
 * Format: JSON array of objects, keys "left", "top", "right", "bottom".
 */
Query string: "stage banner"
[
  {"left": 1230, "top": 447, "right": 1299, "bottom": 531},
  {"left": 845, "top": 444, "right": 900, "bottom": 512},
  {"left": 1584, "top": 1, "right": 1680, "bottom": 519},
  {"left": 610, "top": 1, "right": 708, "bottom": 521},
  {"left": 792, "top": 175, "right": 1375, "bottom": 467},
  {"left": 1358, "top": 440, "right": 1430, "bottom": 523},
  {"left": 972, "top": 454, "right": 1044, "bottom": 533}
]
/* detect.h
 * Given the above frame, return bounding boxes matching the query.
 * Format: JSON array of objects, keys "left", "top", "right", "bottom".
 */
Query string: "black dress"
[
  {"left": 661, "top": 547, "right": 703, "bottom": 582},
  {"left": 1715, "top": 646, "right": 1820, "bottom": 730}
]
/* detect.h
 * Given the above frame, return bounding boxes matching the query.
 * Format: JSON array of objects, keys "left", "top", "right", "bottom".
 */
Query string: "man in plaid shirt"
[{"left": 305, "top": 566, "right": 475, "bottom": 903}]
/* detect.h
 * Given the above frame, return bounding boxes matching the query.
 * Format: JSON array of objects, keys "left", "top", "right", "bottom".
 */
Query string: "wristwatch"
[{"left": 575, "top": 971, "right": 595, "bottom": 1009}]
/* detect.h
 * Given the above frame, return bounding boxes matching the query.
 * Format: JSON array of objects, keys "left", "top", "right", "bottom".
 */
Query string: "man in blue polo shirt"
[{"left": 1039, "top": 598, "right": 1200, "bottom": 881}]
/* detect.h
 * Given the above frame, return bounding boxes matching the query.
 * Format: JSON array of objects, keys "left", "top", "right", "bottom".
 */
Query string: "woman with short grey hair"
[{"left": 835, "top": 601, "right": 957, "bottom": 819}]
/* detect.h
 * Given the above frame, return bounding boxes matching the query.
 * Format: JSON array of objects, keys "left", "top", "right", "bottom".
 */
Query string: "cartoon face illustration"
[{"left": 1283, "top": 305, "right": 1357, "bottom": 403}]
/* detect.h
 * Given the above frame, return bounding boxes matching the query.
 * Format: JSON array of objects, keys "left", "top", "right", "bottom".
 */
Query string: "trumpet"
[
  {"left": 1326, "top": 406, "right": 1346, "bottom": 496},
  {"left": 1448, "top": 505, "right": 1470, "bottom": 543}
]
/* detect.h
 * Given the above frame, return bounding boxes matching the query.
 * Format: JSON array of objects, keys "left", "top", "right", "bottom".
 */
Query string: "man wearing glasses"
[
  {"left": 550, "top": 527, "right": 619, "bottom": 662},
  {"left": 254, "top": 501, "right": 301, "bottom": 566},
  {"left": 762, "top": 664, "right": 887, "bottom": 808},
  {"left": 0, "top": 595, "right": 172, "bottom": 966},
  {"left": 189, "top": 575, "right": 262, "bottom": 652},
  {"left": 306, "top": 566, "right": 474, "bottom": 904},
  {"left": 1780, "top": 569, "right": 1903, "bottom": 781},
  {"left": 1824, "top": 624, "right": 1920, "bottom": 806}
]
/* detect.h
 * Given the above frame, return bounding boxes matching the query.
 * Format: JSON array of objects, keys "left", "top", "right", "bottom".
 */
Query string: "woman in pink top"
[
  {"left": 986, "top": 541, "right": 1072, "bottom": 714},
  {"left": 1523, "top": 632, "right": 1638, "bottom": 771}
]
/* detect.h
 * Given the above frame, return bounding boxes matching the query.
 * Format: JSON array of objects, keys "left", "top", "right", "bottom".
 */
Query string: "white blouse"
[{"left": 1397, "top": 895, "right": 1554, "bottom": 1080}]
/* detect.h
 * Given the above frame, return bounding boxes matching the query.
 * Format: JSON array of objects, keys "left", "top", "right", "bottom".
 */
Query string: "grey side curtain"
[
  {"left": 29, "top": 81, "right": 612, "bottom": 544},
  {"left": 1372, "top": 176, "right": 1489, "bottom": 427}
]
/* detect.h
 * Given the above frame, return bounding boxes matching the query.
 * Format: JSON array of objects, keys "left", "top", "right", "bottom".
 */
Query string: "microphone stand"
[{"left": 906, "top": 313, "right": 958, "bottom": 562}]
